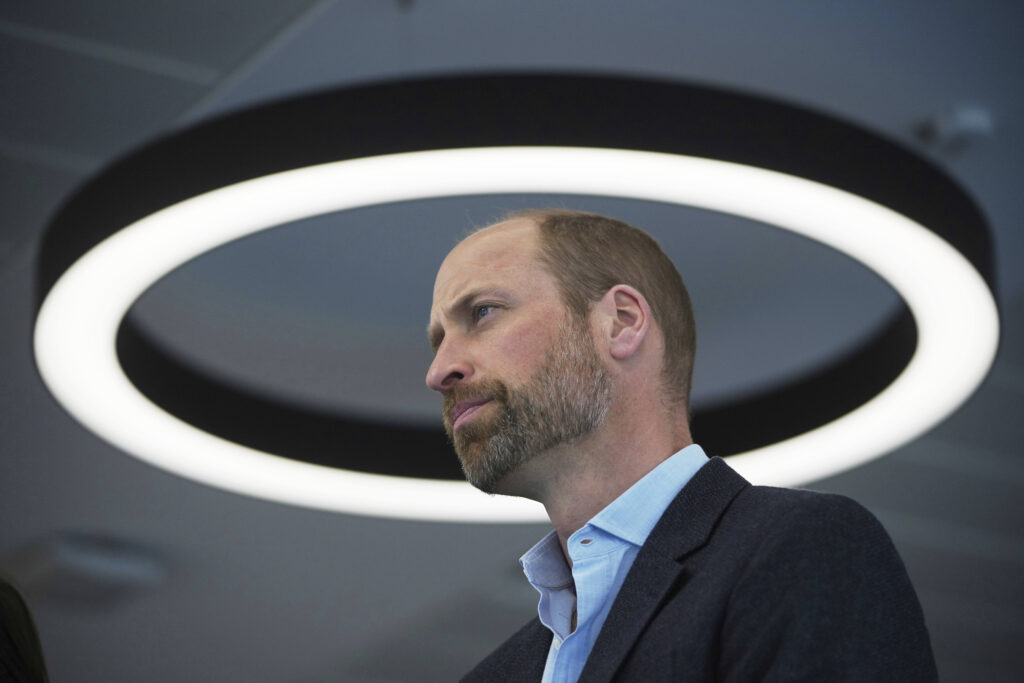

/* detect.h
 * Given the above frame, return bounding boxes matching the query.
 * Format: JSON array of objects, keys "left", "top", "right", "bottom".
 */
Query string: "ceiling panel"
[
  {"left": 0, "top": 0, "right": 321, "bottom": 70},
  {"left": 823, "top": 451, "right": 1023, "bottom": 538},
  {"left": 0, "top": 155, "right": 81, "bottom": 267},
  {"left": 0, "top": 35, "right": 203, "bottom": 159},
  {"left": 928, "top": 380, "right": 1024, "bottom": 457}
]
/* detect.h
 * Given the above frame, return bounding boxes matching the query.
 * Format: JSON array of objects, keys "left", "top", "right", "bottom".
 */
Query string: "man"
[{"left": 426, "top": 209, "right": 936, "bottom": 682}]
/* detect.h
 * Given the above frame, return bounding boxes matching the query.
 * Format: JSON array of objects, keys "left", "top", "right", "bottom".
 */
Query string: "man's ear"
[{"left": 595, "top": 284, "right": 651, "bottom": 361}]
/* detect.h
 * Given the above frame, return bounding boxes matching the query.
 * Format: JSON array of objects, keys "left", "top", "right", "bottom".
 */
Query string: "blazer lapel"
[
  {"left": 578, "top": 458, "right": 749, "bottom": 683},
  {"left": 460, "top": 618, "right": 551, "bottom": 682}
]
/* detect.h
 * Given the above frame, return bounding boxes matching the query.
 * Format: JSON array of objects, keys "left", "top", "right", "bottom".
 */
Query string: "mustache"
[{"left": 442, "top": 380, "right": 509, "bottom": 429}]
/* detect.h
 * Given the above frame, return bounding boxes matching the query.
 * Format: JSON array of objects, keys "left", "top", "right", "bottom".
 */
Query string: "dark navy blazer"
[{"left": 462, "top": 457, "right": 937, "bottom": 682}]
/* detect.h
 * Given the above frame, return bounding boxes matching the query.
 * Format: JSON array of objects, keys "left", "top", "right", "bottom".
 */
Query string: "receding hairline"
[{"left": 461, "top": 214, "right": 541, "bottom": 242}]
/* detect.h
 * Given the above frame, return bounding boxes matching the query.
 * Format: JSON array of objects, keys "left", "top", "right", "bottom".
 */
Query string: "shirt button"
[{"left": 580, "top": 538, "right": 593, "bottom": 545}]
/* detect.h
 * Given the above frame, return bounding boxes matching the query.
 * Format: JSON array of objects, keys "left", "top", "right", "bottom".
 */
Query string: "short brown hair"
[{"left": 498, "top": 208, "right": 697, "bottom": 408}]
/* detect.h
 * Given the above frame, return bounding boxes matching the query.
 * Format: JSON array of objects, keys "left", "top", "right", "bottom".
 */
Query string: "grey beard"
[{"left": 455, "top": 323, "right": 612, "bottom": 493}]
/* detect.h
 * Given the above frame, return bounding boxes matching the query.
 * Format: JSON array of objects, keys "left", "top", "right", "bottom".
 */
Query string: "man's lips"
[{"left": 450, "top": 399, "right": 493, "bottom": 431}]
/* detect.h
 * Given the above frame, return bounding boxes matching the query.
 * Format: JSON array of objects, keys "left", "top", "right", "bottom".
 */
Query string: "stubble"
[{"left": 443, "top": 319, "right": 612, "bottom": 493}]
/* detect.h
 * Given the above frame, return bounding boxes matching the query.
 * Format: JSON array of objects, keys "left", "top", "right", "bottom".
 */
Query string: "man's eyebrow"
[{"left": 426, "top": 288, "right": 507, "bottom": 352}]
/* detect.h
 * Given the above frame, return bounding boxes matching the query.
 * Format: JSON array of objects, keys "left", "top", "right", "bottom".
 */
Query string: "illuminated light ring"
[
  {"left": 34, "top": 148, "right": 998, "bottom": 519},
  {"left": 33, "top": 75, "right": 998, "bottom": 521}
]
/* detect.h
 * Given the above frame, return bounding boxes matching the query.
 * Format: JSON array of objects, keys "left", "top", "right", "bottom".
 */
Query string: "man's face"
[{"left": 426, "top": 220, "right": 611, "bottom": 493}]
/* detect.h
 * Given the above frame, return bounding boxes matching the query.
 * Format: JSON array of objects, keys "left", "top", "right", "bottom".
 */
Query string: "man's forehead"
[
  {"left": 454, "top": 218, "right": 539, "bottom": 259},
  {"left": 433, "top": 220, "right": 541, "bottom": 293}
]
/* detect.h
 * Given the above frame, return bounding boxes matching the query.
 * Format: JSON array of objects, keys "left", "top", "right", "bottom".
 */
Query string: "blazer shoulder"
[
  {"left": 733, "top": 484, "right": 890, "bottom": 542},
  {"left": 714, "top": 486, "right": 937, "bottom": 680}
]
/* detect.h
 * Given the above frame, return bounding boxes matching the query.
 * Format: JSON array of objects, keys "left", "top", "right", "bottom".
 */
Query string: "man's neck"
[{"left": 504, "top": 411, "right": 691, "bottom": 565}]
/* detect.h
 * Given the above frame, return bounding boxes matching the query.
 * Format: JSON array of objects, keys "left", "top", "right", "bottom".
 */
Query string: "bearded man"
[{"left": 425, "top": 209, "right": 936, "bottom": 682}]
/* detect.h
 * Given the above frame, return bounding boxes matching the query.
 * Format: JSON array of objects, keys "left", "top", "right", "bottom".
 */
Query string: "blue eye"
[{"left": 474, "top": 305, "right": 494, "bottom": 322}]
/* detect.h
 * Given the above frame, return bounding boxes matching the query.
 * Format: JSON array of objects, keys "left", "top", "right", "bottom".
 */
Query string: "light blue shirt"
[{"left": 519, "top": 444, "right": 710, "bottom": 683}]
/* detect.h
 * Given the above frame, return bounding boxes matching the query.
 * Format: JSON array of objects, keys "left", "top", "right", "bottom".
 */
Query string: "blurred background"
[{"left": 1, "top": 2, "right": 1022, "bottom": 681}]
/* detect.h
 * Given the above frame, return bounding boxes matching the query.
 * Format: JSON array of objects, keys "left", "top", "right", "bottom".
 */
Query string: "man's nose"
[{"left": 425, "top": 339, "right": 473, "bottom": 393}]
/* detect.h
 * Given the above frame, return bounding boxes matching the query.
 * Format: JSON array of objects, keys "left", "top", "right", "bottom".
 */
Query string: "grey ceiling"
[{"left": 1, "top": 1, "right": 1022, "bottom": 681}]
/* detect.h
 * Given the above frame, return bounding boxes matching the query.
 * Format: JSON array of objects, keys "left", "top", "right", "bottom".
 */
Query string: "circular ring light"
[{"left": 34, "top": 74, "right": 999, "bottom": 521}]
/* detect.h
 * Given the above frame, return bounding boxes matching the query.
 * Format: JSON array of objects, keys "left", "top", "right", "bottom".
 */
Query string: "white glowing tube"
[{"left": 34, "top": 147, "right": 999, "bottom": 521}]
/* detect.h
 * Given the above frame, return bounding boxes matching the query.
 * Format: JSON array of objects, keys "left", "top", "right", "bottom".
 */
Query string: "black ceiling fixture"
[{"left": 37, "top": 72, "right": 994, "bottom": 481}]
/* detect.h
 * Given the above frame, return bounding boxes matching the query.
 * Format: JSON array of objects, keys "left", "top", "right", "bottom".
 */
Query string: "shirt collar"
[
  {"left": 520, "top": 530, "right": 572, "bottom": 590},
  {"left": 587, "top": 443, "right": 709, "bottom": 546},
  {"left": 519, "top": 444, "right": 709, "bottom": 579}
]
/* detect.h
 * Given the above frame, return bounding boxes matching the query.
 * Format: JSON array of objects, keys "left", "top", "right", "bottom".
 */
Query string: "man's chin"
[
  {"left": 455, "top": 443, "right": 493, "bottom": 490},
  {"left": 454, "top": 443, "right": 507, "bottom": 494}
]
